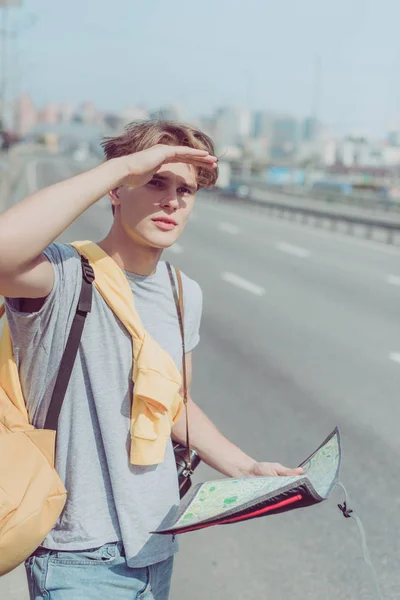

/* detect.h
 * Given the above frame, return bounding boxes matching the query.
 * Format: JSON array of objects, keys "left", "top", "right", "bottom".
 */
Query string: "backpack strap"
[
  {"left": 165, "top": 262, "right": 192, "bottom": 468},
  {"left": 44, "top": 255, "right": 94, "bottom": 431}
]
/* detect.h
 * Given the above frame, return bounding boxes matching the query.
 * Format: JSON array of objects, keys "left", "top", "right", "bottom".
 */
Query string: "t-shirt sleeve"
[
  {"left": 4, "top": 243, "right": 82, "bottom": 418},
  {"left": 5, "top": 244, "right": 81, "bottom": 335},
  {"left": 183, "top": 279, "right": 203, "bottom": 354}
]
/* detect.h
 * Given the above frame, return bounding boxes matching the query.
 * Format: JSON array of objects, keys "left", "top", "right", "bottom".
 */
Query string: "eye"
[
  {"left": 149, "top": 179, "right": 164, "bottom": 189},
  {"left": 178, "top": 186, "right": 192, "bottom": 195}
]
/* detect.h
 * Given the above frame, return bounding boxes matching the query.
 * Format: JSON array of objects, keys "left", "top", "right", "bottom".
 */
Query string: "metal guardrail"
[
  {"left": 235, "top": 177, "right": 400, "bottom": 214},
  {"left": 254, "top": 185, "right": 400, "bottom": 214},
  {"left": 211, "top": 190, "right": 400, "bottom": 245}
]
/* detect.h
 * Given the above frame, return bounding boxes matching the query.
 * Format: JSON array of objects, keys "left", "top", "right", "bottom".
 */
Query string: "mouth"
[{"left": 152, "top": 217, "right": 178, "bottom": 231}]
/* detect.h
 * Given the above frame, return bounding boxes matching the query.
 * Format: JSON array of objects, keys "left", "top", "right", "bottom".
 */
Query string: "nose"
[{"left": 160, "top": 193, "right": 179, "bottom": 211}]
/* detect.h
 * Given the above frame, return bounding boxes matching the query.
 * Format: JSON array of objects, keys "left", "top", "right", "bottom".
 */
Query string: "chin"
[
  {"left": 125, "top": 224, "right": 180, "bottom": 250},
  {"left": 143, "top": 232, "right": 180, "bottom": 250}
]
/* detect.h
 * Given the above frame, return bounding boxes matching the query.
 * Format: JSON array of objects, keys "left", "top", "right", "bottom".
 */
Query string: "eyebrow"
[{"left": 152, "top": 174, "right": 197, "bottom": 194}]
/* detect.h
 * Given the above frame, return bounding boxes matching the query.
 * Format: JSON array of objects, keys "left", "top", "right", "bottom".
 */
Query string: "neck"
[{"left": 96, "top": 224, "right": 163, "bottom": 277}]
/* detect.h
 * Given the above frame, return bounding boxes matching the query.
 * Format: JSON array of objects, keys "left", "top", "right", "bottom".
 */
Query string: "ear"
[{"left": 109, "top": 187, "right": 121, "bottom": 209}]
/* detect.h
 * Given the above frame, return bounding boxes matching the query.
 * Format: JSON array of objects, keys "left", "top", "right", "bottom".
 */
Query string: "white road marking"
[
  {"left": 221, "top": 272, "right": 265, "bottom": 296},
  {"left": 389, "top": 352, "right": 400, "bottom": 365},
  {"left": 26, "top": 159, "right": 38, "bottom": 194},
  {"left": 200, "top": 199, "right": 400, "bottom": 256},
  {"left": 169, "top": 243, "right": 184, "bottom": 254},
  {"left": 386, "top": 274, "right": 400, "bottom": 286},
  {"left": 276, "top": 242, "right": 310, "bottom": 258},
  {"left": 218, "top": 221, "right": 240, "bottom": 235}
]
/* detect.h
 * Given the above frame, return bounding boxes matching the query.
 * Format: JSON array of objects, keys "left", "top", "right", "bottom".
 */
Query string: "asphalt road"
[{"left": 1, "top": 152, "right": 400, "bottom": 599}]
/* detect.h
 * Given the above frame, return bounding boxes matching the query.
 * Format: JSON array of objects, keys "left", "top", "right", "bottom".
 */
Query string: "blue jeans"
[{"left": 25, "top": 542, "right": 174, "bottom": 600}]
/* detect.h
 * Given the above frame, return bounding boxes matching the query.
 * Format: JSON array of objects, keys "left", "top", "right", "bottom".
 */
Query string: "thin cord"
[{"left": 336, "top": 482, "right": 384, "bottom": 600}]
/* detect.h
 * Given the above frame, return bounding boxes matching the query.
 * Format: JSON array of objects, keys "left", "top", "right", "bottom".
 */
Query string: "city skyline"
[
  {"left": 13, "top": 93, "right": 398, "bottom": 144},
  {"left": 5, "top": 0, "right": 400, "bottom": 139},
  {"left": 14, "top": 92, "right": 400, "bottom": 173}
]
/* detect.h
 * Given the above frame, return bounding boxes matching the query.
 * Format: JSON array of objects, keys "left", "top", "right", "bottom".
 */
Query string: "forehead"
[{"left": 156, "top": 162, "right": 197, "bottom": 187}]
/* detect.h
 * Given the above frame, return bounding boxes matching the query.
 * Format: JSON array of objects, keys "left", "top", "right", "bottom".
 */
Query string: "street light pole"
[
  {"left": 0, "top": 0, "right": 22, "bottom": 130},
  {"left": 0, "top": 2, "right": 8, "bottom": 129}
]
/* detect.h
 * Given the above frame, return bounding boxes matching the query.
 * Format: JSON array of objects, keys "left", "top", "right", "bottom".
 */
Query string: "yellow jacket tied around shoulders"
[{"left": 0, "top": 241, "right": 184, "bottom": 575}]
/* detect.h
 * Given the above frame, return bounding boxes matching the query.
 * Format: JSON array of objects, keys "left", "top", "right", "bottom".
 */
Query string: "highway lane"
[
  {"left": 1, "top": 153, "right": 399, "bottom": 600},
  {"left": 172, "top": 193, "right": 400, "bottom": 600},
  {"left": 185, "top": 197, "right": 400, "bottom": 444}
]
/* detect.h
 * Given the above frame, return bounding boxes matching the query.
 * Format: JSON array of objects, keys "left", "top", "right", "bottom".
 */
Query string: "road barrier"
[
  {"left": 209, "top": 190, "right": 400, "bottom": 245},
  {"left": 250, "top": 183, "right": 400, "bottom": 214}
]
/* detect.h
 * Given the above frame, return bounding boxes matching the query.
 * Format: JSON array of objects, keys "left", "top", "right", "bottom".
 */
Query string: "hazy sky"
[{"left": 8, "top": 0, "right": 400, "bottom": 136}]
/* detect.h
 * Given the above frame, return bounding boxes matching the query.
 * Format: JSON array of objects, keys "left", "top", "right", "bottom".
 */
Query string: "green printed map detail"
[
  {"left": 175, "top": 433, "right": 339, "bottom": 529},
  {"left": 301, "top": 434, "right": 339, "bottom": 497}
]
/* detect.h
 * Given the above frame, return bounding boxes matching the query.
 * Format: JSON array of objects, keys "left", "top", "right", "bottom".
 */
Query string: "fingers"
[
  {"left": 168, "top": 146, "right": 212, "bottom": 158},
  {"left": 163, "top": 145, "right": 218, "bottom": 167},
  {"left": 181, "top": 159, "right": 218, "bottom": 170},
  {"left": 171, "top": 155, "right": 218, "bottom": 168},
  {"left": 252, "top": 461, "right": 305, "bottom": 477},
  {"left": 275, "top": 464, "right": 304, "bottom": 476},
  {"left": 167, "top": 157, "right": 217, "bottom": 171}
]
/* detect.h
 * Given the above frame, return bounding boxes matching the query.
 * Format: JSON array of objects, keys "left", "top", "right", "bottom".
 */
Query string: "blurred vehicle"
[
  {"left": 0, "top": 130, "right": 20, "bottom": 151},
  {"left": 221, "top": 183, "right": 250, "bottom": 198},
  {"left": 310, "top": 180, "right": 353, "bottom": 196},
  {"left": 236, "top": 184, "right": 250, "bottom": 198}
]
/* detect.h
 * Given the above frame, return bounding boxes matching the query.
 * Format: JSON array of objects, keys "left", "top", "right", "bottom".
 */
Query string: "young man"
[{"left": 0, "top": 120, "right": 302, "bottom": 600}]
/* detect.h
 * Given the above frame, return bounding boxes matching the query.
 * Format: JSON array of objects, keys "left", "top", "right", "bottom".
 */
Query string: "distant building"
[
  {"left": 213, "top": 107, "right": 237, "bottom": 148},
  {"left": 247, "top": 137, "right": 270, "bottom": 162},
  {"left": 252, "top": 110, "right": 274, "bottom": 140},
  {"left": 339, "top": 139, "right": 357, "bottom": 166},
  {"left": 332, "top": 137, "right": 400, "bottom": 169},
  {"left": 237, "top": 108, "right": 252, "bottom": 140},
  {"left": 251, "top": 111, "right": 276, "bottom": 162},
  {"left": 302, "top": 117, "right": 321, "bottom": 142},
  {"left": 38, "top": 102, "right": 59, "bottom": 125},
  {"left": 14, "top": 93, "right": 37, "bottom": 135},
  {"left": 321, "top": 139, "right": 338, "bottom": 166},
  {"left": 195, "top": 115, "right": 215, "bottom": 138},
  {"left": 76, "top": 102, "right": 98, "bottom": 125},
  {"left": 270, "top": 116, "right": 300, "bottom": 160},
  {"left": 380, "top": 146, "right": 400, "bottom": 166},
  {"left": 59, "top": 103, "right": 74, "bottom": 123},
  {"left": 213, "top": 107, "right": 251, "bottom": 150},
  {"left": 388, "top": 130, "right": 400, "bottom": 147}
]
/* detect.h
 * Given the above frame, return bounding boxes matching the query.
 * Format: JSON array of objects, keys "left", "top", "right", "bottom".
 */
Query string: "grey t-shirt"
[{"left": 5, "top": 243, "right": 202, "bottom": 568}]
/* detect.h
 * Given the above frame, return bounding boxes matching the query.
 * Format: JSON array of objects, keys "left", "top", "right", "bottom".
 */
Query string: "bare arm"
[
  {"left": 0, "top": 158, "right": 131, "bottom": 298},
  {"left": 0, "top": 145, "right": 217, "bottom": 299},
  {"left": 0, "top": 159, "right": 128, "bottom": 279},
  {"left": 172, "top": 353, "right": 303, "bottom": 478},
  {"left": 172, "top": 394, "right": 258, "bottom": 477}
]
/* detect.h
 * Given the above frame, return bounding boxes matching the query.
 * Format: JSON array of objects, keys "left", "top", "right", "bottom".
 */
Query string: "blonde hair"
[{"left": 101, "top": 119, "right": 218, "bottom": 188}]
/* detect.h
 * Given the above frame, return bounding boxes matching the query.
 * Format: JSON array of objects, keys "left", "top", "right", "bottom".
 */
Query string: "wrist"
[
  {"left": 108, "top": 156, "right": 133, "bottom": 187},
  {"left": 246, "top": 461, "right": 263, "bottom": 477},
  {"left": 226, "top": 457, "right": 259, "bottom": 478}
]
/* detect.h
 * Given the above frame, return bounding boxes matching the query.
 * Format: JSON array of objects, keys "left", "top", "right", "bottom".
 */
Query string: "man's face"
[{"left": 110, "top": 162, "right": 198, "bottom": 249}]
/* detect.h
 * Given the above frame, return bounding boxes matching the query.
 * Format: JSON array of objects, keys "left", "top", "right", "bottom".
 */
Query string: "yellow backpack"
[{"left": 0, "top": 256, "right": 93, "bottom": 575}]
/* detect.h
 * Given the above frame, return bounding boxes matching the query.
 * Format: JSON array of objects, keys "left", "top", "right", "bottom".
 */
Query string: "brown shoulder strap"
[
  {"left": 165, "top": 262, "right": 191, "bottom": 467},
  {"left": 176, "top": 268, "right": 184, "bottom": 324},
  {"left": 0, "top": 302, "right": 5, "bottom": 320}
]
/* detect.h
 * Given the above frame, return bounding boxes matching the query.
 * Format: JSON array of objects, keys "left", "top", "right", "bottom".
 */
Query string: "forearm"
[
  {"left": 172, "top": 398, "right": 257, "bottom": 478},
  {"left": 0, "top": 157, "right": 128, "bottom": 275}
]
